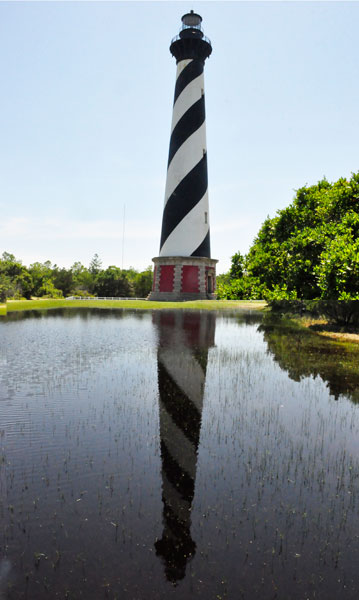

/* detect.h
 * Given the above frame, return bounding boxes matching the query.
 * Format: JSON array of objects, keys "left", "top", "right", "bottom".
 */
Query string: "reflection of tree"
[
  {"left": 259, "top": 315, "right": 359, "bottom": 403},
  {"left": 152, "top": 311, "right": 215, "bottom": 584},
  {"left": 3, "top": 308, "right": 131, "bottom": 322}
]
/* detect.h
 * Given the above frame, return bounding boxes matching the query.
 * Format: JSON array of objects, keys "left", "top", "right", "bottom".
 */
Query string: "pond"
[{"left": 1, "top": 308, "right": 359, "bottom": 599}]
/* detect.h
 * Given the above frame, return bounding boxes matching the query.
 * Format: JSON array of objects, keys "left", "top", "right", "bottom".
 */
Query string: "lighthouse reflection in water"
[{"left": 152, "top": 311, "right": 215, "bottom": 583}]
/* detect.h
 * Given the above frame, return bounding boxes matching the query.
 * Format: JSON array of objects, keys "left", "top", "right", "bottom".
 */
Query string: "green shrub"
[
  {"left": 38, "top": 280, "right": 63, "bottom": 298},
  {"left": 71, "top": 290, "right": 95, "bottom": 298}
]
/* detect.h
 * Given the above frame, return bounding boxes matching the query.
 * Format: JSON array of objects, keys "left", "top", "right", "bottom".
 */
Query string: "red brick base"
[{"left": 148, "top": 256, "right": 218, "bottom": 302}]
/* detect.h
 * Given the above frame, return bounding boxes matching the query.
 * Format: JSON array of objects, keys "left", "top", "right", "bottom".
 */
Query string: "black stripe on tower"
[
  {"left": 160, "top": 156, "right": 208, "bottom": 253},
  {"left": 173, "top": 60, "right": 203, "bottom": 104},
  {"left": 192, "top": 229, "right": 211, "bottom": 257},
  {"left": 168, "top": 95, "right": 205, "bottom": 166}
]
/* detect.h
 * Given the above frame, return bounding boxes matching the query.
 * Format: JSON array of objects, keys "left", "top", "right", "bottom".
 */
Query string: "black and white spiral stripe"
[
  {"left": 159, "top": 58, "right": 211, "bottom": 258},
  {"left": 155, "top": 333, "right": 207, "bottom": 581}
]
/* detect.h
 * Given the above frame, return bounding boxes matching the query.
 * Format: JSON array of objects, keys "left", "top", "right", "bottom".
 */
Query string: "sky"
[{"left": 0, "top": 0, "right": 358, "bottom": 274}]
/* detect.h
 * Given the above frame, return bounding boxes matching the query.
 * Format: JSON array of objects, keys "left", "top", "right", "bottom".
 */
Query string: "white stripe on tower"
[
  {"left": 171, "top": 72, "right": 204, "bottom": 132},
  {"left": 159, "top": 20, "right": 212, "bottom": 259}
]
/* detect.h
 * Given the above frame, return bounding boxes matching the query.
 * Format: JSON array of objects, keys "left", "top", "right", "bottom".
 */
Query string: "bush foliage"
[{"left": 218, "top": 173, "right": 359, "bottom": 309}]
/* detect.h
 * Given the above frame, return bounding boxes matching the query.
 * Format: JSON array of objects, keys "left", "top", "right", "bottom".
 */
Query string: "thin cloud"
[{"left": 0, "top": 217, "right": 158, "bottom": 242}]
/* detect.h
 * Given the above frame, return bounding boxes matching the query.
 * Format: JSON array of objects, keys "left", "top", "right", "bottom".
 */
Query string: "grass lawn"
[
  {"left": 0, "top": 303, "right": 6, "bottom": 316},
  {"left": 1, "top": 298, "right": 267, "bottom": 315}
]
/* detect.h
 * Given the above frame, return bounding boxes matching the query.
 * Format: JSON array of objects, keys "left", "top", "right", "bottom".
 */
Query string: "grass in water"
[{"left": 2, "top": 298, "right": 267, "bottom": 314}]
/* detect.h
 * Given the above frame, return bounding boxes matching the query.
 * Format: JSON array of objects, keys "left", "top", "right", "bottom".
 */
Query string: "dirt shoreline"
[{"left": 296, "top": 317, "right": 359, "bottom": 343}]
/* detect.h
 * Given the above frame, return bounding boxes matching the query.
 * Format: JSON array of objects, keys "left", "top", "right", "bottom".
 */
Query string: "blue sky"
[{"left": 1, "top": 0, "right": 358, "bottom": 273}]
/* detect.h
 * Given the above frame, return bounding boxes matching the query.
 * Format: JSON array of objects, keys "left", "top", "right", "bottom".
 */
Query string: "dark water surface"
[{"left": 1, "top": 309, "right": 359, "bottom": 599}]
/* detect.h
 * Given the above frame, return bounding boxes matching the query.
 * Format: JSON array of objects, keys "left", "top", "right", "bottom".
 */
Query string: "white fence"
[{"left": 66, "top": 296, "right": 147, "bottom": 301}]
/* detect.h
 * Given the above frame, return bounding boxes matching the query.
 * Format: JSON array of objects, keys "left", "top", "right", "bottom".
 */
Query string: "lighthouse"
[{"left": 148, "top": 11, "right": 217, "bottom": 301}]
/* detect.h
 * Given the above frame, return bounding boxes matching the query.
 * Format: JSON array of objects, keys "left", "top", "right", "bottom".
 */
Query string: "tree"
[
  {"left": 218, "top": 172, "right": 359, "bottom": 303},
  {"left": 0, "top": 252, "right": 33, "bottom": 299},
  {"left": 120, "top": 266, "right": 153, "bottom": 298},
  {"left": 52, "top": 267, "right": 74, "bottom": 297},
  {"left": 89, "top": 254, "right": 102, "bottom": 275},
  {"left": 94, "top": 266, "right": 134, "bottom": 297},
  {"left": 245, "top": 173, "right": 359, "bottom": 300},
  {"left": 229, "top": 252, "right": 245, "bottom": 279},
  {"left": 13, "top": 271, "right": 33, "bottom": 299},
  {"left": 133, "top": 267, "right": 153, "bottom": 297},
  {"left": 314, "top": 212, "right": 359, "bottom": 300},
  {"left": 0, "top": 275, "right": 12, "bottom": 302},
  {"left": 71, "top": 262, "right": 95, "bottom": 294},
  {"left": 28, "top": 261, "right": 53, "bottom": 296}
]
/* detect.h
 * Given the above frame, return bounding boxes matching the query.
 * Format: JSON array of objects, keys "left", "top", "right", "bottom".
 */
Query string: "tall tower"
[{"left": 149, "top": 11, "right": 217, "bottom": 301}]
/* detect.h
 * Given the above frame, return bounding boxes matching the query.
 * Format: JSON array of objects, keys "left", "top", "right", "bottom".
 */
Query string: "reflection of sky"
[
  {"left": 0, "top": 310, "right": 160, "bottom": 513},
  {"left": 0, "top": 310, "right": 157, "bottom": 399}
]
